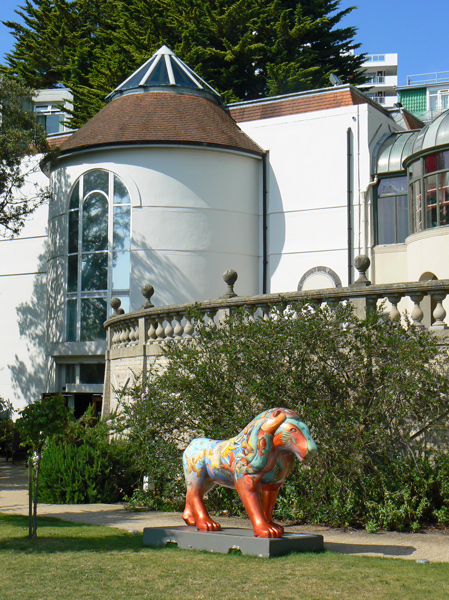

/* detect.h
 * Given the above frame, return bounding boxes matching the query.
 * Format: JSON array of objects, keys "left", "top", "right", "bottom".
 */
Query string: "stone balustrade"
[{"left": 102, "top": 257, "right": 449, "bottom": 416}]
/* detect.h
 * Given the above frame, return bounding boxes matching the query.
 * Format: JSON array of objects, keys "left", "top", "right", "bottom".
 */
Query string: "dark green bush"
[
  {"left": 115, "top": 303, "right": 449, "bottom": 530},
  {"left": 39, "top": 409, "right": 139, "bottom": 504}
]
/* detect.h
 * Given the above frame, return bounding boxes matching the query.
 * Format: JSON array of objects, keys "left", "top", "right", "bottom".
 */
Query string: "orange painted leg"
[
  {"left": 235, "top": 477, "right": 283, "bottom": 538},
  {"left": 182, "top": 499, "right": 196, "bottom": 526},
  {"left": 184, "top": 484, "right": 221, "bottom": 531},
  {"left": 261, "top": 484, "right": 282, "bottom": 526}
]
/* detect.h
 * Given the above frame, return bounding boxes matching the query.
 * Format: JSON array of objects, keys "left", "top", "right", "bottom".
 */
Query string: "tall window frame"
[
  {"left": 375, "top": 176, "right": 408, "bottom": 245},
  {"left": 66, "top": 169, "right": 131, "bottom": 342}
]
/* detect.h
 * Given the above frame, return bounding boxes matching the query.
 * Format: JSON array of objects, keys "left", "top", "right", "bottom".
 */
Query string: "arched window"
[{"left": 66, "top": 170, "right": 131, "bottom": 341}]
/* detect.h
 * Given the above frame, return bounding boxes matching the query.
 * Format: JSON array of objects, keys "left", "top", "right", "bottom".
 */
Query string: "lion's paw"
[
  {"left": 196, "top": 519, "right": 222, "bottom": 532},
  {"left": 254, "top": 522, "right": 284, "bottom": 538}
]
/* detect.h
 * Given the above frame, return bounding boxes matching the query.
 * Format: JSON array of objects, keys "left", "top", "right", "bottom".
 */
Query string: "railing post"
[
  {"left": 349, "top": 255, "right": 372, "bottom": 319},
  {"left": 386, "top": 293, "right": 402, "bottom": 321},
  {"left": 429, "top": 292, "right": 448, "bottom": 330},
  {"left": 409, "top": 293, "right": 425, "bottom": 328}
]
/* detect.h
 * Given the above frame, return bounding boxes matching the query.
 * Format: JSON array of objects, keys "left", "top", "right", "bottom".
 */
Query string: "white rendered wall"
[
  {"left": 238, "top": 102, "right": 398, "bottom": 292},
  {"left": 0, "top": 190, "right": 49, "bottom": 412},
  {"left": 50, "top": 145, "right": 261, "bottom": 329}
]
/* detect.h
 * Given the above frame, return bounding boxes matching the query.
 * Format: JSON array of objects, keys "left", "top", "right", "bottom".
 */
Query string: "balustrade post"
[
  {"left": 205, "top": 308, "right": 218, "bottom": 330},
  {"left": 349, "top": 255, "right": 372, "bottom": 319},
  {"left": 220, "top": 270, "right": 238, "bottom": 299},
  {"left": 140, "top": 284, "right": 155, "bottom": 309},
  {"left": 409, "top": 293, "right": 425, "bottom": 328},
  {"left": 155, "top": 316, "right": 167, "bottom": 342},
  {"left": 173, "top": 312, "right": 185, "bottom": 339},
  {"left": 147, "top": 318, "right": 157, "bottom": 343},
  {"left": 385, "top": 293, "right": 402, "bottom": 321},
  {"left": 138, "top": 315, "right": 147, "bottom": 344},
  {"left": 429, "top": 292, "right": 448, "bottom": 329},
  {"left": 110, "top": 297, "right": 125, "bottom": 315}
]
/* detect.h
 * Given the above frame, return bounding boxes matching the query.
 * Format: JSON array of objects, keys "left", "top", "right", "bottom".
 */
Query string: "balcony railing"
[
  {"left": 407, "top": 71, "right": 449, "bottom": 86},
  {"left": 105, "top": 256, "right": 449, "bottom": 352},
  {"left": 367, "top": 76, "right": 385, "bottom": 85}
]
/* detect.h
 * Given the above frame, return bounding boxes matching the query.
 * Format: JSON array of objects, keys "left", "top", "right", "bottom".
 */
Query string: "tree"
[
  {"left": 2, "top": 0, "right": 366, "bottom": 127},
  {"left": 0, "top": 76, "right": 51, "bottom": 237},
  {"left": 15, "top": 395, "right": 70, "bottom": 537}
]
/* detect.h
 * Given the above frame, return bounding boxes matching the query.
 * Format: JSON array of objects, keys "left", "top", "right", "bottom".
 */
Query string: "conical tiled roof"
[
  {"left": 106, "top": 45, "right": 221, "bottom": 104},
  {"left": 58, "top": 46, "right": 263, "bottom": 157}
]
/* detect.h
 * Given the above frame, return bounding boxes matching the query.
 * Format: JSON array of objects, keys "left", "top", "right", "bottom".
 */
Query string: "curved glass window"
[
  {"left": 409, "top": 150, "right": 449, "bottom": 232},
  {"left": 66, "top": 170, "right": 131, "bottom": 342},
  {"left": 375, "top": 176, "right": 408, "bottom": 244}
]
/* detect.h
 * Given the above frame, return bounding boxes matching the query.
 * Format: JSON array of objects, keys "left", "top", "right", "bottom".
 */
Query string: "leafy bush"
[
  {"left": 39, "top": 408, "right": 139, "bottom": 504},
  {"left": 115, "top": 302, "right": 449, "bottom": 529}
]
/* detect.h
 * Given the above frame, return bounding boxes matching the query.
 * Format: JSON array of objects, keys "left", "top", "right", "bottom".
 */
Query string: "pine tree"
[
  {"left": 0, "top": 76, "right": 51, "bottom": 237},
  {"left": 1, "top": 0, "right": 366, "bottom": 126}
]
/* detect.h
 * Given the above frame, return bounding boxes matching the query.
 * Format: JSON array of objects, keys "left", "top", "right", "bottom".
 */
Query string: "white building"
[
  {"left": 360, "top": 53, "right": 398, "bottom": 108},
  {"left": 3, "top": 46, "right": 449, "bottom": 415},
  {"left": 397, "top": 72, "right": 449, "bottom": 123}
]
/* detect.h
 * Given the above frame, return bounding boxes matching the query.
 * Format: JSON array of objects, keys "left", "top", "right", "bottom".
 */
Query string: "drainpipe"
[
  {"left": 347, "top": 128, "right": 353, "bottom": 285},
  {"left": 262, "top": 154, "right": 268, "bottom": 294}
]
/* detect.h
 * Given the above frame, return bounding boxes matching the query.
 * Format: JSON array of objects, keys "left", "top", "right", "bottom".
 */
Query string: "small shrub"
[{"left": 39, "top": 408, "right": 139, "bottom": 504}]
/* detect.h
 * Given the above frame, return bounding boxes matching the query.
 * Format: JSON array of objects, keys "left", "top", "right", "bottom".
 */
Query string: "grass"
[{"left": 1, "top": 514, "right": 449, "bottom": 600}]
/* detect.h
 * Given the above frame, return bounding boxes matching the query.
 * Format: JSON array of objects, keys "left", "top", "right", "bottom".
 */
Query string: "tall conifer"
[{"left": 2, "top": 0, "right": 365, "bottom": 126}]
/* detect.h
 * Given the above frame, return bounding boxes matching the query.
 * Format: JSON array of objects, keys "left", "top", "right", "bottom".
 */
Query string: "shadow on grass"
[
  {"left": 0, "top": 514, "right": 419, "bottom": 560},
  {"left": 0, "top": 514, "right": 150, "bottom": 554}
]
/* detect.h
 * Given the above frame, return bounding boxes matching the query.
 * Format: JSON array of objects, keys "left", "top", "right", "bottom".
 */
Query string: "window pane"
[
  {"left": 83, "top": 170, "right": 109, "bottom": 195},
  {"left": 81, "top": 298, "right": 107, "bottom": 341},
  {"left": 396, "top": 195, "right": 408, "bottom": 243},
  {"left": 436, "top": 150, "right": 449, "bottom": 171},
  {"left": 67, "top": 299, "right": 77, "bottom": 341},
  {"left": 425, "top": 175, "right": 437, "bottom": 228},
  {"left": 377, "top": 196, "right": 395, "bottom": 244},
  {"left": 68, "top": 254, "right": 78, "bottom": 292},
  {"left": 378, "top": 177, "right": 407, "bottom": 196},
  {"left": 113, "top": 206, "right": 130, "bottom": 249},
  {"left": 439, "top": 172, "right": 449, "bottom": 226},
  {"left": 123, "top": 56, "right": 156, "bottom": 89},
  {"left": 79, "top": 363, "right": 105, "bottom": 384},
  {"left": 425, "top": 154, "right": 438, "bottom": 174},
  {"left": 112, "top": 251, "right": 130, "bottom": 289},
  {"left": 172, "top": 59, "right": 198, "bottom": 89},
  {"left": 147, "top": 57, "right": 170, "bottom": 85},
  {"left": 83, "top": 192, "right": 108, "bottom": 251},
  {"left": 82, "top": 252, "right": 108, "bottom": 291},
  {"left": 45, "top": 113, "right": 63, "bottom": 135},
  {"left": 113, "top": 175, "right": 130, "bottom": 204},
  {"left": 65, "top": 364, "right": 76, "bottom": 384},
  {"left": 411, "top": 160, "right": 422, "bottom": 179},
  {"left": 68, "top": 210, "right": 79, "bottom": 253},
  {"left": 69, "top": 181, "right": 80, "bottom": 210},
  {"left": 413, "top": 180, "right": 422, "bottom": 231}
]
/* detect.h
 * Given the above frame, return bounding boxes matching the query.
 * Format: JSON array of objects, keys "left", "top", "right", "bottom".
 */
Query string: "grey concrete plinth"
[{"left": 143, "top": 526, "right": 323, "bottom": 557}]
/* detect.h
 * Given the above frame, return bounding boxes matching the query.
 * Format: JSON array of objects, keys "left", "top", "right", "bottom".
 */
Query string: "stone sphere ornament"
[{"left": 182, "top": 408, "right": 317, "bottom": 538}]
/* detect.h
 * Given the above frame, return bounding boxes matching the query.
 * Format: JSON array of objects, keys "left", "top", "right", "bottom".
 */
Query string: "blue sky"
[{"left": 0, "top": 1, "right": 447, "bottom": 86}]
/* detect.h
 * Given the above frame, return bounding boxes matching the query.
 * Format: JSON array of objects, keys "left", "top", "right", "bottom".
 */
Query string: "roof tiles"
[
  {"left": 59, "top": 92, "right": 264, "bottom": 156},
  {"left": 229, "top": 88, "right": 373, "bottom": 123}
]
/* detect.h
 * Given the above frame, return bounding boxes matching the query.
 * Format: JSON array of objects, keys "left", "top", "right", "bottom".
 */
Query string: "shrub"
[
  {"left": 115, "top": 303, "right": 449, "bottom": 529},
  {"left": 39, "top": 408, "right": 139, "bottom": 504}
]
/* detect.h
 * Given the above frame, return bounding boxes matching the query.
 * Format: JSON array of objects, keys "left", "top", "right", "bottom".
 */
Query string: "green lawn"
[{"left": 1, "top": 513, "right": 448, "bottom": 600}]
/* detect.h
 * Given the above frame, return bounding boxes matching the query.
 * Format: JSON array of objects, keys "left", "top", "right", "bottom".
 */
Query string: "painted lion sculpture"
[{"left": 182, "top": 407, "right": 317, "bottom": 538}]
